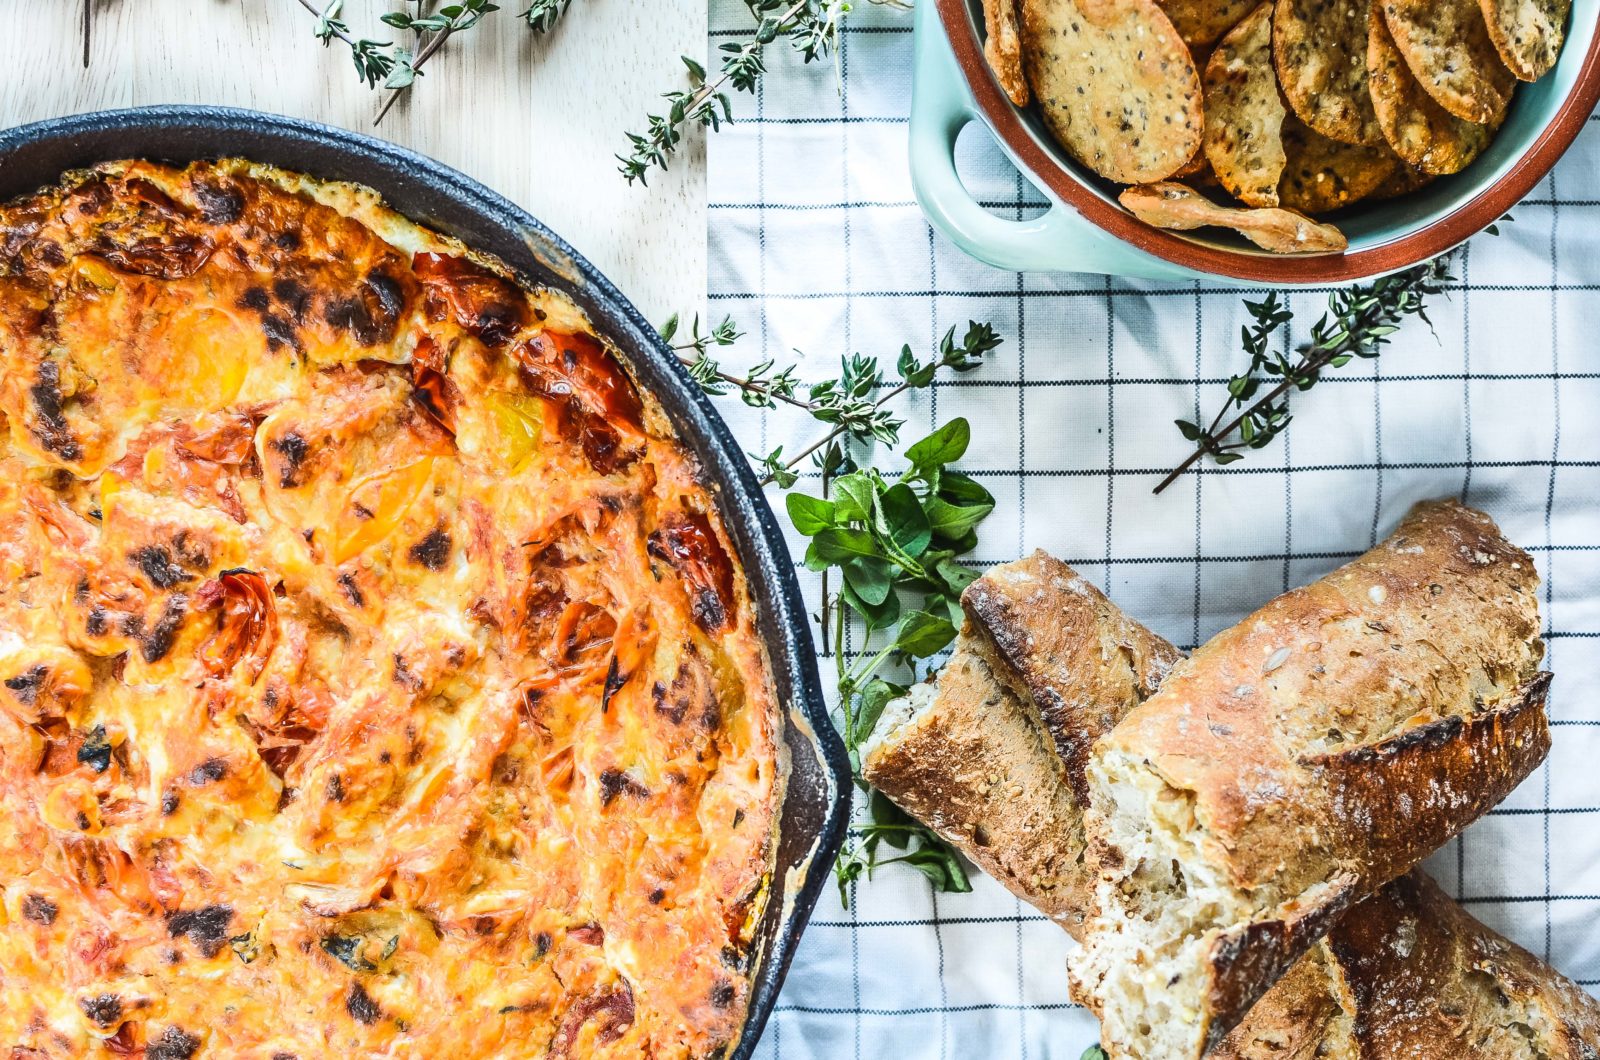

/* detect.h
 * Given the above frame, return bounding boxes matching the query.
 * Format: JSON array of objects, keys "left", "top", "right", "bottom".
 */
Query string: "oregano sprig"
[
  {"left": 664, "top": 313, "right": 1004, "bottom": 901},
  {"left": 1156, "top": 256, "right": 1452, "bottom": 494},
  {"left": 786, "top": 419, "right": 994, "bottom": 903}
]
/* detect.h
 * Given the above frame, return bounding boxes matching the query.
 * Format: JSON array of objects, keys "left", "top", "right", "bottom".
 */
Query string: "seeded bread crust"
[
  {"left": 961, "top": 550, "right": 1183, "bottom": 803},
  {"left": 865, "top": 559, "right": 1180, "bottom": 938},
  {"left": 861, "top": 637, "right": 1090, "bottom": 927},
  {"left": 1075, "top": 500, "right": 1551, "bottom": 1059},
  {"left": 1331, "top": 872, "right": 1600, "bottom": 1056},
  {"left": 1211, "top": 943, "right": 1355, "bottom": 1060},
  {"left": 1216, "top": 871, "right": 1600, "bottom": 1059}
]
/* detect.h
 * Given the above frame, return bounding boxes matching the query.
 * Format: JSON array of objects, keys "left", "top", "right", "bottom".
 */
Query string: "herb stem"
[
  {"left": 1152, "top": 360, "right": 1328, "bottom": 495},
  {"left": 819, "top": 463, "right": 838, "bottom": 656},
  {"left": 296, "top": 0, "right": 353, "bottom": 43},
  {"left": 620, "top": 0, "right": 812, "bottom": 182},
  {"left": 759, "top": 380, "right": 913, "bottom": 487},
  {"left": 671, "top": 352, "right": 815, "bottom": 411},
  {"left": 372, "top": 20, "right": 456, "bottom": 126},
  {"left": 682, "top": 0, "right": 808, "bottom": 112},
  {"left": 1157, "top": 258, "right": 1450, "bottom": 495}
]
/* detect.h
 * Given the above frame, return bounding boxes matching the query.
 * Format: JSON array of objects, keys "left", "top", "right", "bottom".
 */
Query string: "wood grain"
[{"left": 0, "top": 0, "right": 706, "bottom": 324}]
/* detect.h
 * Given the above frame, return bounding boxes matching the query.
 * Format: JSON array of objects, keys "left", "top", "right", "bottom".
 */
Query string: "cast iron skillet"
[{"left": 0, "top": 105, "right": 850, "bottom": 1059}]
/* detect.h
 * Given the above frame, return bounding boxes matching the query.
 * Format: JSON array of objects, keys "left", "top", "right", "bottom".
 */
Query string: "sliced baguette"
[
  {"left": 864, "top": 558, "right": 1180, "bottom": 937},
  {"left": 1073, "top": 500, "right": 1552, "bottom": 1060},
  {"left": 862, "top": 636, "right": 1089, "bottom": 926},
  {"left": 1216, "top": 871, "right": 1600, "bottom": 1058},
  {"left": 962, "top": 550, "right": 1183, "bottom": 801}
]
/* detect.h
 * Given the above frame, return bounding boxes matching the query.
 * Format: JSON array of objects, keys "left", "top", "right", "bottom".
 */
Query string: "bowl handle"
[{"left": 908, "top": 0, "right": 1190, "bottom": 281}]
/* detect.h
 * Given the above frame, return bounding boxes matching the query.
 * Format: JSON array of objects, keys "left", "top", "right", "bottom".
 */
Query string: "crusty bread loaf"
[
  {"left": 862, "top": 636, "right": 1090, "bottom": 926},
  {"left": 1215, "top": 871, "right": 1600, "bottom": 1059},
  {"left": 962, "top": 550, "right": 1183, "bottom": 801},
  {"left": 863, "top": 557, "right": 1180, "bottom": 937},
  {"left": 1073, "top": 500, "right": 1552, "bottom": 1060}
]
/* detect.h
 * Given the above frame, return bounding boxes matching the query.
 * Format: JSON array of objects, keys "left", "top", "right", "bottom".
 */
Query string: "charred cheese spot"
[
  {"left": 28, "top": 359, "right": 83, "bottom": 461},
  {"left": 167, "top": 905, "right": 234, "bottom": 958},
  {"left": 146, "top": 1027, "right": 202, "bottom": 1060},
  {"left": 78, "top": 993, "right": 123, "bottom": 1027},
  {"left": 346, "top": 982, "right": 382, "bottom": 1025},
  {"left": 408, "top": 527, "right": 451, "bottom": 570},
  {"left": 21, "top": 893, "right": 58, "bottom": 925}
]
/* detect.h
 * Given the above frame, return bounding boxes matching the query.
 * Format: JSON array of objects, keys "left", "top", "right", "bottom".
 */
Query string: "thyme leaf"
[{"left": 521, "top": 0, "right": 574, "bottom": 34}]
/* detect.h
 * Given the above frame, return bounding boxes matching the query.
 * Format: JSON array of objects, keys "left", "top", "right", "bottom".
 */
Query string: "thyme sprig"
[
  {"left": 663, "top": 314, "right": 809, "bottom": 411},
  {"left": 661, "top": 314, "right": 1000, "bottom": 487},
  {"left": 769, "top": 322, "right": 999, "bottom": 487},
  {"left": 302, "top": 0, "right": 400, "bottom": 88},
  {"left": 620, "top": 0, "right": 869, "bottom": 184},
  {"left": 298, "top": 0, "right": 571, "bottom": 122},
  {"left": 1155, "top": 257, "right": 1452, "bottom": 494},
  {"left": 373, "top": 1, "right": 501, "bottom": 124}
]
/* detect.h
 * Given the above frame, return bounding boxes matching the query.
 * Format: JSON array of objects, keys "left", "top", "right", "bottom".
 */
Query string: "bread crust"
[
  {"left": 1078, "top": 500, "right": 1551, "bottom": 1056},
  {"left": 962, "top": 550, "right": 1182, "bottom": 802},
  {"left": 1304, "top": 669, "right": 1552, "bottom": 885},
  {"left": 862, "top": 637, "right": 1090, "bottom": 926},
  {"left": 1103, "top": 499, "right": 1544, "bottom": 895},
  {"left": 1210, "top": 943, "right": 1354, "bottom": 1060},
  {"left": 866, "top": 559, "right": 1180, "bottom": 938},
  {"left": 1217, "top": 871, "right": 1600, "bottom": 1058}
]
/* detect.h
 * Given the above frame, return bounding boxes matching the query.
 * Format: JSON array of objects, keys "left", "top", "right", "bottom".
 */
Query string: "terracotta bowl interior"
[{"left": 938, "top": 0, "right": 1600, "bottom": 282}]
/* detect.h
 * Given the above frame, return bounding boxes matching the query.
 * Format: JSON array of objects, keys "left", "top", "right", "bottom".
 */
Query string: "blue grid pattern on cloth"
[{"left": 705, "top": 4, "right": 1600, "bottom": 1056}]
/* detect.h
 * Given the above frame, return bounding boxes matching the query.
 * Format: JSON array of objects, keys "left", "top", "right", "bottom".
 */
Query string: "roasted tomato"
[
  {"left": 410, "top": 336, "right": 457, "bottom": 438},
  {"left": 648, "top": 511, "right": 737, "bottom": 632},
  {"left": 70, "top": 176, "right": 214, "bottom": 280},
  {"left": 513, "top": 329, "right": 644, "bottom": 474},
  {"left": 194, "top": 569, "right": 278, "bottom": 682},
  {"left": 412, "top": 251, "right": 529, "bottom": 348},
  {"left": 549, "top": 983, "right": 635, "bottom": 1057}
]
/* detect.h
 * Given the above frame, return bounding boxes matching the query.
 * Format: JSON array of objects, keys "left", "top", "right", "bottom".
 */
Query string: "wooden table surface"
[{"left": 0, "top": 1, "right": 707, "bottom": 325}]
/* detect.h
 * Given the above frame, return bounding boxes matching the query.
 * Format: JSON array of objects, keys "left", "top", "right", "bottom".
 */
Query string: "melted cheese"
[{"left": 0, "top": 160, "right": 781, "bottom": 1059}]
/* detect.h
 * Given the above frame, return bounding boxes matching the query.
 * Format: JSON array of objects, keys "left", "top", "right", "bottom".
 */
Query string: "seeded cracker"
[
  {"left": 1479, "top": 0, "right": 1572, "bottom": 81},
  {"left": 1381, "top": 0, "right": 1516, "bottom": 123},
  {"left": 1202, "top": 3, "right": 1287, "bottom": 207},
  {"left": 1368, "top": 4, "right": 1498, "bottom": 175},
  {"left": 1120, "top": 182, "right": 1348, "bottom": 253},
  {"left": 1021, "top": 0, "right": 1204, "bottom": 184},
  {"left": 983, "top": 0, "right": 1032, "bottom": 105},
  {"left": 1279, "top": 114, "right": 1400, "bottom": 213},
  {"left": 1274, "top": 0, "right": 1386, "bottom": 147},
  {"left": 1369, "top": 160, "right": 1436, "bottom": 199},
  {"left": 1158, "top": 0, "right": 1257, "bottom": 46}
]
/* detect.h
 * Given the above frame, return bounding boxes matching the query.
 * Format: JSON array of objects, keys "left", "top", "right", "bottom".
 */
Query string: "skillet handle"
[{"left": 907, "top": 0, "right": 1190, "bottom": 281}]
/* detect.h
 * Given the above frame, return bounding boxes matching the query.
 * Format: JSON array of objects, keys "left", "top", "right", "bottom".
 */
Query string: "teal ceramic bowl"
[{"left": 911, "top": 0, "right": 1600, "bottom": 284}]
